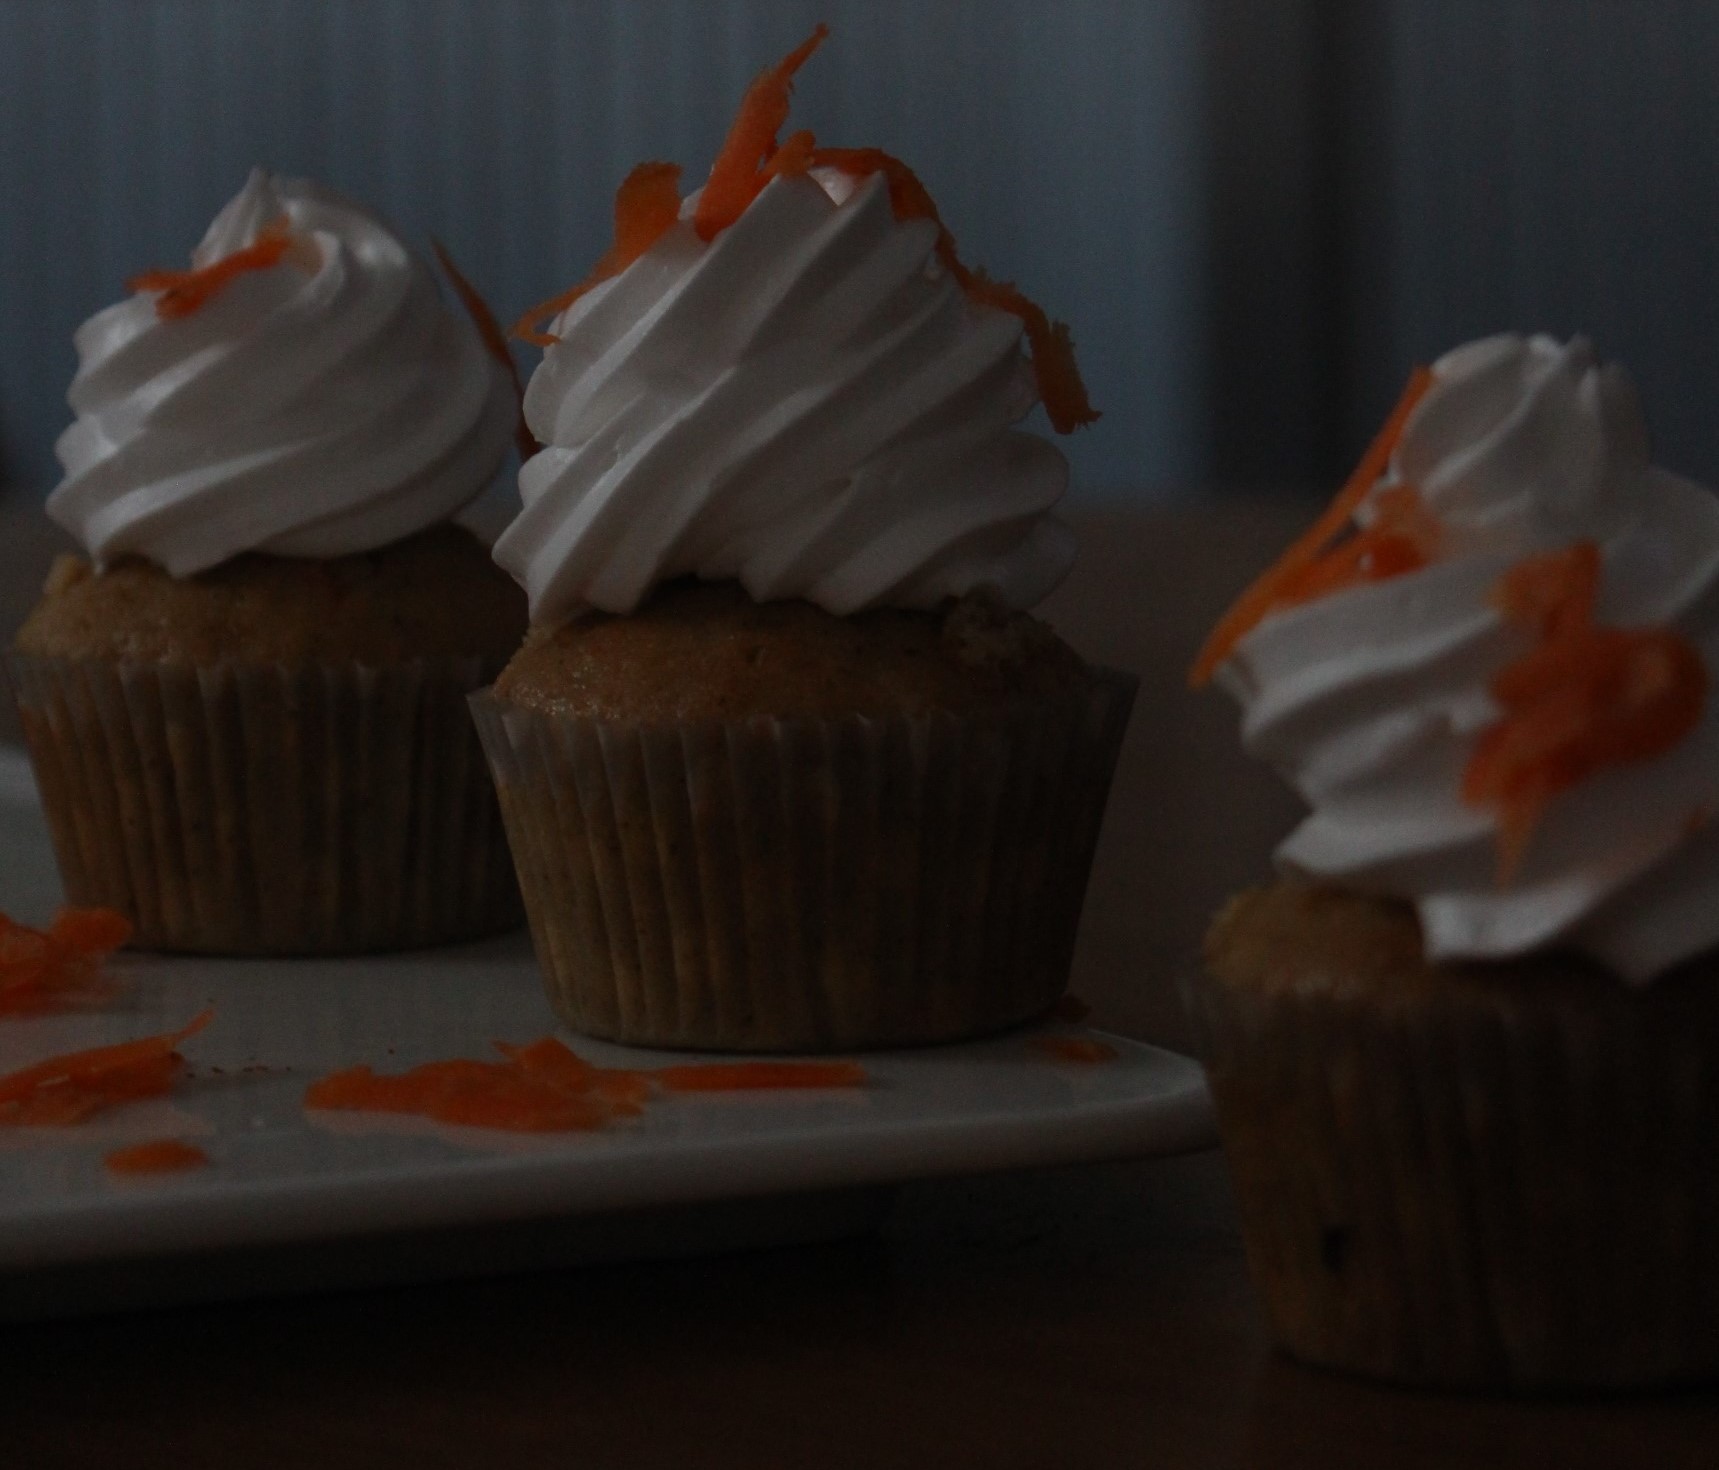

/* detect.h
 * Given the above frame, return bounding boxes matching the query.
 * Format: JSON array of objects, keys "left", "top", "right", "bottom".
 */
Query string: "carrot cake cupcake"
[
  {"left": 7, "top": 169, "right": 526, "bottom": 954},
  {"left": 471, "top": 27, "right": 1135, "bottom": 1051},
  {"left": 1190, "top": 332, "right": 1719, "bottom": 1388}
]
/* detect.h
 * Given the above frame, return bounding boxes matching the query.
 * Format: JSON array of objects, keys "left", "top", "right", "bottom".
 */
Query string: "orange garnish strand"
[
  {"left": 129, "top": 218, "right": 297, "bottom": 319},
  {"left": 0, "top": 1010, "right": 213, "bottom": 1126},
  {"left": 305, "top": 1058, "right": 617, "bottom": 1133},
  {"left": 104, "top": 1139, "right": 209, "bottom": 1176},
  {"left": 1190, "top": 366, "right": 1437, "bottom": 686},
  {"left": 693, "top": 25, "right": 830, "bottom": 241},
  {"left": 1032, "top": 1036, "right": 1119, "bottom": 1064},
  {"left": 305, "top": 1038, "right": 865, "bottom": 1132},
  {"left": 513, "top": 27, "right": 1096, "bottom": 434},
  {"left": 809, "top": 145, "right": 1098, "bottom": 434},
  {"left": 431, "top": 238, "right": 540, "bottom": 463},
  {"left": 1463, "top": 541, "right": 1708, "bottom": 881},
  {"left": 653, "top": 1060, "right": 868, "bottom": 1093},
  {"left": 512, "top": 161, "right": 685, "bottom": 346},
  {"left": 0, "top": 906, "right": 132, "bottom": 1016}
]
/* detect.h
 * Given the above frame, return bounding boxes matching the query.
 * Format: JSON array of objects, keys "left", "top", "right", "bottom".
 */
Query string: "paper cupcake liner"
[
  {"left": 1186, "top": 958, "right": 1719, "bottom": 1389},
  {"left": 471, "top": 670, "right": 1135, "bottom": 1052},
  {"left": 4, "top": 652, "right": 521, "bottom": 954}
]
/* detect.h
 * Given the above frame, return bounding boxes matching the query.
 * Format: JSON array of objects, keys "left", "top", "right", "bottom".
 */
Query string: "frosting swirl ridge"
[
  {"left": 49, "top": 169, "right": 516, "bottom": 574},
  {"left": 1219, "top": 333, "right": 1719, "bottom": 980},
  {"left": 494, "top": 169, "right": 1073, "bottom": 624}
]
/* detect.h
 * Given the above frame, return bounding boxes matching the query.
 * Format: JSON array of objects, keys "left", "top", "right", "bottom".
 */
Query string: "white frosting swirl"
[
  {"left": 494, "top": 169, "right": 1073, "bottom": 624},
  {"left": 1220, "top": 333, "right": 1719, "bottom": 981},
  {"left": 49, "top": 169, "right": 516, "bottom": 574}
]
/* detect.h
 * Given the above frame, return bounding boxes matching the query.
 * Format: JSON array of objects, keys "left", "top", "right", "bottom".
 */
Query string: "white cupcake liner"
[
  {"left": 471, "top": 670, "right": 1136, "bottom": 1051},
  {"left": 4, "top": 652, "right": 521, "bottom": 954},
  {"left": 1186, "top": 952, "right": 1719, "bottom": 1389}
]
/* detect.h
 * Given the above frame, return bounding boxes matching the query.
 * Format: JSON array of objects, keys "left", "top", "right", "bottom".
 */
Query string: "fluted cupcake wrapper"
[
  {"left": 471, "top": 670, "right": 1136, "bottom": 1052},
  {"left": 1185, "top": 962, "right": 1719, "bottom": 1389},
  {"left": 4, "top": 652, "right": 521, "bottom": 954}
]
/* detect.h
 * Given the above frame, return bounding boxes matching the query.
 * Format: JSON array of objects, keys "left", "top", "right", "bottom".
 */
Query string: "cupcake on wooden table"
[
  {"left": 472, "top": 27, "right": 1134, "bottom": 1052},
  {"left": 8, "top": 169, "right": 527, "bottom": 954},
  {"left": 1191, "top": 333, "right": 1719, "bottom": 1388}
]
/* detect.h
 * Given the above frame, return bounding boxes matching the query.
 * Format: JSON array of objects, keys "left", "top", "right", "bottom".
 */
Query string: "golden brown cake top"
[
  {"left": 1203, "top": 879, "right": 1635, "bottom": 1003},
  {"left": 13, "top": 525, "right": 525, "bottom": 667},
  {"left": 491, "top": 579, "right": 1090, "bottom": 723}
]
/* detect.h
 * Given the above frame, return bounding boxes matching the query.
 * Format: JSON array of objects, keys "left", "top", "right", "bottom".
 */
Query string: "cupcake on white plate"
[
  {"left": 471, "top": 27, "right": 1135, "bottom": 1052},
  {"left": 8, "top": 168, "right": 527, "bottom": 954},
  {"left": 1192, "top": 333, "right": 1719, "bottom": 1388}
]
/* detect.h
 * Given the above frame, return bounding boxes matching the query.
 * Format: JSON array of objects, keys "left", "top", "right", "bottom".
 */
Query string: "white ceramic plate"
[{"left": 0, "top": 747, "right": 1213, "bottom": 1313}]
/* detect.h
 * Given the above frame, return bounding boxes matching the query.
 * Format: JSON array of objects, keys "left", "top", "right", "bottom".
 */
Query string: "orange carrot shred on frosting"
[
  {"left": 693, "top": 24, "right": 831, "bottom": 242},
  {"left": 653, "top": 1060, "right": 868, "bottom": 1093},
  {"left": 104, "top": 1139, "right": 209, "bottom": 1176},
  {"left": 431, "top": 238, "right": 541, "bottom": 463},
  {"left": 512, "top": 26, "right": 1097, "bottom": 434},
  {"left": 1463, "top": 541, "right": 1708, "bottom": 881},
  {"left": 129, "top": 217, "right": 298, "bottom": 320},
  {"left": 1189, "top": 366, "right": 1437, "bottom": 687},
  {"left": 808, "top": 144, "right": 1099, "bottom": 434},
  {"left": 512, "top": 160, "right": 685, "bottom": 347},
  {"left": 0, "top": 906, "right": 132, "bottom": 1017},
  {"left": 0, "top": 1009, "right": 213, "bottom": 1127}
]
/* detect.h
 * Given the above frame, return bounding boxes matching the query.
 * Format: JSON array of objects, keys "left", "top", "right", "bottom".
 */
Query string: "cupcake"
[
  {"left": 6, "top": 169, "right": 527, "bottom": 954},
  {"left": 471, "top": 27, "right": 1134, "bottom": 1052},
  {"left": 1190, "top": 333, "right": 1719, "bottom": 1388}
]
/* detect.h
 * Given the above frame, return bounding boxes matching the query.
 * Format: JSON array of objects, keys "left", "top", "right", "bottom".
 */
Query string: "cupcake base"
[
  {"left": 5, "top": 653, "right": 522, "bottom": 955},
  {"left": 471, "top": 670, "right": 1135, "bottom": 1052},
  {"left": 1193, "top": 881, "right": 1719, "bottom": 1390}
]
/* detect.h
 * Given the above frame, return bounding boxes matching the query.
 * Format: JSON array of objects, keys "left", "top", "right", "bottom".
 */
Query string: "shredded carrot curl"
[
  {"left": 512, "top": 26, "right": 1097, "bottom": 433},
  {"left": 694, "top": 25, "right": 830, "bottom": 241},
  {"left": 512, "top": 161, "right": 685, "bottom": 346},
  {"left": 129, "top": 218, "right": 299, "bottom": 319},
  {"left": 1032, "top": 1036, "right": 1119, "bottom": 1064},
  {"left": 0, "top": 1010, "right": 213, "bottom": 1127},
  {"left": 808, "top": 146, "right": 1098, "bottom": 434},
  {"left": 1463, "top": 541, "right": 1708, "bottom": 881},
  {"left": 431, "top": 238, "right": 540, "bottom": 463},
  {"left": 0, "top": 907, "right": 131, "bottom": 1017},
  {"left": 305, "top": 1036, "right": 866, "bottom": 1133},
  {"left": 1189, "top": 366, "right": 1436, "bottom": 686},
  {"left": 104, "top": 1139, "right": 209, "bottom": 1176}
]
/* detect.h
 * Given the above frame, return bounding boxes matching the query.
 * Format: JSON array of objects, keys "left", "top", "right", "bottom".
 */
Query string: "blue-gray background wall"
[{"left": 2, "top": 0, "right": 1717, "bottom": 502}]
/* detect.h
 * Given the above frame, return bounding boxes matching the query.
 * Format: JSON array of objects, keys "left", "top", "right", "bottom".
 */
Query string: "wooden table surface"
[{"left": 2, "top": 495, "right": 1716, "bottom": 1467}]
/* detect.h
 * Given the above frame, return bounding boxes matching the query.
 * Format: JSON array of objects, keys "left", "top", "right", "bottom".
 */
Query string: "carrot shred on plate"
[
  {"left": 0, "top": 906, "right": 131, "bottom": 1016},
  {"left": 104, "top": 1138, "right": 209, "bottom": 1176},
  {"left": 305, "top": 1037, "right": 866, "bottom": 1133},
  {"left": 129, "top": 216, "right": 302, "bottom": 319},
  {"left": 0, "top": 1009, "right": 213, "bottom": 1127},
  {"left": 431, "top": 238, "right": 540, "bottom": 462},
  {"left": 1032, "top": 1036, "right": 1119, "bottom": 1065},
  {"left": 1463, "top": 541, "right": 1708, "bottom": 880},
  {"left": 511, "top": 25, "right": 1097, "bottom": 434},
  {"left": 653, "top": 1060, "right": 868, "bottom": 1093},
  {"left": 1189, "top": 366, "right": 1436, "bottom": 687},
  {"left": 512, "top": 161, "right": 685, "bottom": 346}
]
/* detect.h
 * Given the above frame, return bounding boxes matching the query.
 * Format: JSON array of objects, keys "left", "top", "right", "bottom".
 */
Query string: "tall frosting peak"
[
  {"left": 1209, "top": 332, "right": 1719, "bottom": 982},
  {"left": 494, "top": 29, "right": 1087, "bottom": 626},
  {"left": 49, "top": 168, "right": 517, "bottom": 575}
]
